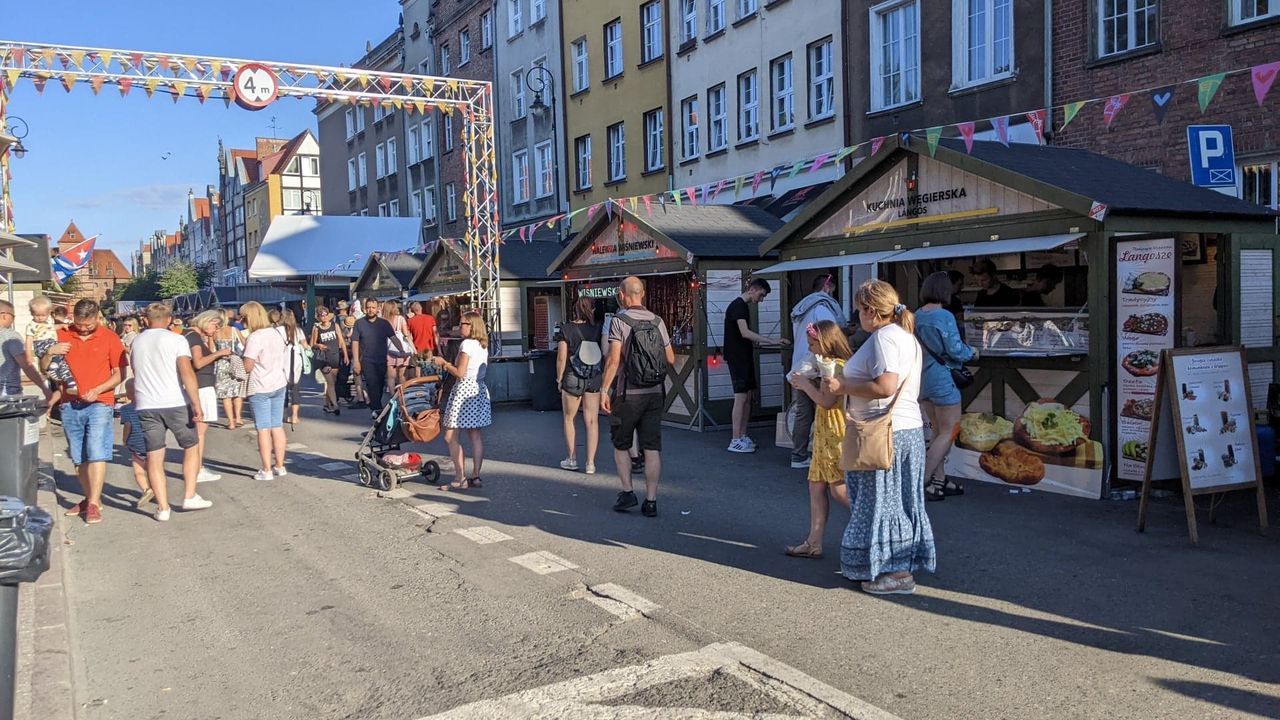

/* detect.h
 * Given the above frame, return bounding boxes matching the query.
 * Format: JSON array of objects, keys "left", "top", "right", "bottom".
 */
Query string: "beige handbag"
[{"left": 840, "top": 345, "right": 919, "bottom": 472}]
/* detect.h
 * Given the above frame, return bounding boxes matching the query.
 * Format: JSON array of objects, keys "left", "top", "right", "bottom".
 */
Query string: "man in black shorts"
[{"left": 723, "top": 277, "right": 788, "bottom": 453}]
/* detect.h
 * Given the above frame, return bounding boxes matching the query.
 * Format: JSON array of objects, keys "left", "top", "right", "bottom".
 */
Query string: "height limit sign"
[
  {"left": 1186, "top": 125, "right": 1237, "bottom": 192},
  {"left": 233, "top": 63, "right": 279, "bottom": 111}
]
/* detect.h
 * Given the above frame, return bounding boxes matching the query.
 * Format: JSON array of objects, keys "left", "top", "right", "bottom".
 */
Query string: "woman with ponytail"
[{"left": 822, "top": 279, "right": 936, "bottom": 595}]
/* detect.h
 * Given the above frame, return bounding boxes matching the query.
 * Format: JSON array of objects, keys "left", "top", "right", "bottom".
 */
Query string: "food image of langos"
[
  {"left": 1123, "top": 272, "right": 1171, "bottom": 296},
  {"left": 1122, "top": 313, "right": 1169, "bottom": 335},
  {"left": 1014, "top": 400, "right": 1091, "bottom": 455},
  {"left": 1121, "top": 398, "right": 1154, "bottom": 421},
  {"left": 1122, "top": 350, "right": 1160, "bottom": 377}
]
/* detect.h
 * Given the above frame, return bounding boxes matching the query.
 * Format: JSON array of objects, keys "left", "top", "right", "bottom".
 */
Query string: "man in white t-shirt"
[
  {"left": 130, "top": 303, "right": 211, "bottom": 522},
  {"left": 787, "top": 274, "right": 847, "bottom": 469}
]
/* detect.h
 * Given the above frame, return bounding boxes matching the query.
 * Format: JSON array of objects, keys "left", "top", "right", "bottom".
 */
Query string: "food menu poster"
[
  {"left": 1115, "top": 237, "right": 1180, "bottom": 482},
  {"left": 1167, "top": 351, "right": 1258, "bottom": 491}
]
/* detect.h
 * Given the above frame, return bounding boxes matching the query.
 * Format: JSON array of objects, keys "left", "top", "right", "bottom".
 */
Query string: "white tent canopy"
[{"left": 248, "top": 215, "right": 424, "bottom": 280}]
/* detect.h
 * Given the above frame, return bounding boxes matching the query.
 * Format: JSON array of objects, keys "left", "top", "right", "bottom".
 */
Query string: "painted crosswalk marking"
[
  {"left": 454, "top": 526, "right": 513, "bottom": 545},
  {"left": 286, "top": 442, "right": 308, "bottom": 450},
  {"left": 508, "top": 551, "right": 578, "bottom": 575}
]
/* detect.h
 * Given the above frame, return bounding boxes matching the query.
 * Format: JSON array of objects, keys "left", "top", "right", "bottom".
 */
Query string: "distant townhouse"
[{"left": 400, "top": 0, "right": 445, "bottom": 244}]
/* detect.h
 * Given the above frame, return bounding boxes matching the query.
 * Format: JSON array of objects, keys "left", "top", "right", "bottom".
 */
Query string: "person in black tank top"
[
  {"left": 310, "top": 307, "right": 349, "bottom": 414},
  {"left": 555, "top": 297, "right": 604, "bottom": 474}
]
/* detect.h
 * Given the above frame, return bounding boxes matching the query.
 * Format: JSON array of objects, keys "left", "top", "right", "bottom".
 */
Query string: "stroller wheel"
[
  {"left": 376, "top": 470, "right": 393, "bottom": 492},
  {"left": 357, "top": 464, "right": 373, "bottom": 487},
  {"left": 423, "top": 461, "right": 441, "bottom": 485}
]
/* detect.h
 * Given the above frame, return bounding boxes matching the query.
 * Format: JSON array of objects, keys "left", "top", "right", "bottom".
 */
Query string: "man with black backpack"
[{"left": 600, "top": 277, "right": 676, "bottom": 517}]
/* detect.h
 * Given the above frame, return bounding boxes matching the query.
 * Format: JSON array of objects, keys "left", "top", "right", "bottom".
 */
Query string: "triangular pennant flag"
[
  {"left": 118, "top": 77, "right": 133, "bottom": 97},
  {"left": 11, "top": 49, "right": 24, "bottom": 66},
  {"left": 1149, "top": 85, "right": 1176, "bottom": 124},
  {"left": 1103, "top": 93, "right": 1130, "bottom": 129},
  {"left": 711, "top": 179, "right": 727, "bottom": 202},
  {"left": 379, "top": 76, "right": 393, "bottom": 93},
  {"left": 672, "top": 190, "right": 682, "bottom": 208},
  {"left": 222, "top": 89, "right": 233, "bottom": 107},
  {"left": 686, "top": 187, "right": 698, "bottom": 206},
  {"left": 734, "top": 175, "right": 745, "bottom": 198},
  {"left": 1061, "top": 100, "right": 1086, "bottom": 131},
  {"left": 83, "top": 75, "right": 102, "bottom": 95},
  {"left": 41, "top": 48, "right": 56, "bottom": 67},
  {"left": 659, "top": 194, "right": 667, "bottom": 210},
  {"left": 446, "top": 79, "right": 459, "bottom": 95},
  {"left": 4, "top": 70, "right": 19, "bottom": 89},
  {"left": 356, "top": 74, "right": 370, "bottom": 88},
  {"left": 60, "top": 75, "right": 75, "bottom": 93},
  {"left": 809, "top": 153, "right": 832, "bottom": 173},
  {"left": 957, "top": 121, "right": 976, "bottom": 153},
  {"left": 518, "top": 225, "right": 527, "bottom": 242},
  {"left": 170, "top": 85, "right": 181, "bottom": 103},
  {"left": 171, "top": 81, "right": 187, "bottom": 98},
  {"left": 31, "top": 75, "right": 46, "bottom": 94},
  {"left": 587, "top": 204, "right": 599, "bottom": 222},
  {"left": 420, "top": 77, "right": 435, "bottom": 94},
  {"left": 414, "top": 100, "right": 427, "bottom": 114},
  {"left": 751, "top": 171, "right": 764, "bottom": 195},
  {"left": 870, "top": 136, "right": 885, "bottom": 156},
  {"left": 834, "top": 144, "right": 858, "bottom": 163},
  {"left": 195, "top": 85, "right": 208, "bottom": 104},
  {"left": 99, "top": 51, "right": 113, "bottom": 69},
  {"left": 628, "top": 197, "right": 638, "bottom": 214},
  {"left": 1251, "top": 62, "right": 1280, "bottom": 106},
  {"left": 925, "top": 126, "right": 943, "bottom": 157},
  {"left": 391, "top": 98, "right": 404, "bottom": 110},
  {"left": 1197, "top": 72, "right": 1226, "bottom": 112},
  {"left": 58, "top": 53, "right": 70, "bottom": 70},
  {"left": 547, "top": 215, "right": 560, "bottom": 230},
  {"left": 69, "top": 50, "right": 85, "bottom": 68},
  {"left": 643, "top": 195, "right": 653, "bottom": 216},
  {"left": 606, "top": 199, "right": 615, "bottom": 219},
  {"left": 1024, "top": 109, "right": 1047, "bottom": 145},
  {"left": 145, "top": 78, "right": 160, "bottom": 98},
  {"left": 993, "top": 116, "right": 1010, "bottom": 147},
  {"left": 768, "top": 167, "right": 782, "bottom": 192},
  {"left": 155, "top": 55, "right": 169, "bottom": 71},
  {"left": 182, "top": 57, "right": 199, "bottom": 74},
  {"left": 401, "top": 77, "right": 415, "bottom": 93},
  {"left": 129, "top": 52, "right": 144, "bottom": 70},
  {"left": 787, "top": 160, "right": 805, "bottom": 179}
]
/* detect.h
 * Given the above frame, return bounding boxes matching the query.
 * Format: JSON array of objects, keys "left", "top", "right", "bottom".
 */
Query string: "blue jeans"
[
  {"left": 249, "top": 387, "right": 286, "bottom": 430},
  {"left": 62, "top": 402, "right": 115, "bottom": 466}
]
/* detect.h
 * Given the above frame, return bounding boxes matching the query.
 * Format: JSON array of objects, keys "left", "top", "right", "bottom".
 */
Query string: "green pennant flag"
[
  {"left": 672, "top": 190, "right": 682, "bottom": 208},
  {"left": 834, "top": 145, "right": 858, "bottom": 163},
  {"left": 787, "top": 160, "right": 805, "bottom": 179},
  {"left": 1197, "top": 72, "right": 1227, "bottom": 113},
  {"left": 1061, "top": 100, "right": 1086, "bottom": 131},
  {"left": 733, "top": 175, "right": 745, "bottom": 198},
  {"left": 925, "top": 127, "right": 943, "bottom": 157}
]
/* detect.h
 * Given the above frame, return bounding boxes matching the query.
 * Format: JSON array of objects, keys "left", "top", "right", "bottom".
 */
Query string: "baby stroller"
[{"left": 354, "top": 374, "right": 444, "bottom": 491}]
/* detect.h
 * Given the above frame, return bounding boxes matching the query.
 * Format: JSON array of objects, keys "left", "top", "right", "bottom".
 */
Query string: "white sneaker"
[
  {"left": 182, "top": 495, "right": 213, "bottom": 511},
  {"left": 727, "top": 438, "right": 753, "bottom": 453},
  {"left": 741, "top": 437, "right": 758, "bottom": 450},
  {"left": 197, "top": 468, "right": 222, "bottom": 483},
  {"left": 154, "top": 508, "right": 171, "bottom": 522},
  {"left": 585, "top": 464, "right": 596, "bottom": 475},
  {"left": 254, "top": 470, "right": 274, "bottom": 481},
  {"left": 274, "top": 466, "right": 288, "bottom": 477},
  {"left": 559, "top": 458, "right": 579, "bottom": 471},
  {"left": 790, "top": 457, "right": 812, "bottom": 469}
]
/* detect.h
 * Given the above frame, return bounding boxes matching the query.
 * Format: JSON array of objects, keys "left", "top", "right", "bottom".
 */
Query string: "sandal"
[
  {"left": 784, "top": 542, "right": 823, "bottom": 559},
  {"left": 925, "top": 477, "right": 946, "bottom": 502},
  {"left": 442, "top": 479, "right": 471, "bottom": 491},
  {"left": 468, "top": 477, "right": 483, "bottom": 488},
  {"left": 942, "top": 478, "right": 965, "bottom": 497}
]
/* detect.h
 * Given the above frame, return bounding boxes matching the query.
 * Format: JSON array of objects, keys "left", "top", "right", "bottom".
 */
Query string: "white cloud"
[{"left": 66, "top": 184, "right": 191, "bottom": 212}]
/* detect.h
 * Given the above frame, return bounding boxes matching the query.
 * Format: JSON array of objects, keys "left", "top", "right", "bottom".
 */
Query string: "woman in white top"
[
  {"left": 823, "top": 279, "right": 936, "bottom": 596},
  {"left": 240, "top": 302, "right": 290, "bottom": 481},
  {"left": 437, "top": 310, "right": 492, "bottom": 491}
]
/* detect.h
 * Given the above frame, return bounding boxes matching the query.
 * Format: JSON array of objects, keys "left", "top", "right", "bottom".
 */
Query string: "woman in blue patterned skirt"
[{"left": 437, "top": 310, "right": 492, "bottom": 491}]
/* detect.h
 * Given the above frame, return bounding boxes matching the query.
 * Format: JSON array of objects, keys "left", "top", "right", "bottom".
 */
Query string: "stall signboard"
[
  {"left": 573, "top": 221, "right": 683, "bottom": 268},
  {"left": 578, "top": 285, "right": 619, "bottom": 299},
  {"left": 421, "top": 243, "right": 470, "bottom": 289},
  {"left": 1137, "top": 347, "right": 1269, "bottom": 544},
  {"left": 1114, "top": 237, "right": 1179, "bottom": 482}
]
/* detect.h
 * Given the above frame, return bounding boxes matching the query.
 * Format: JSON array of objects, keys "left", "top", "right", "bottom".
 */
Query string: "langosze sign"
[{"left": 805, "top": 156, "right": 1059, "bottom": 239}]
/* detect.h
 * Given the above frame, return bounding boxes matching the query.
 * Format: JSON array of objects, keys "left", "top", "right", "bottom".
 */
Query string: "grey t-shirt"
[
  {"left": 607, "top": 308, "right": 671, "bottom": 396},
  {"left": 0, "top": 327, "right": 24, "bottom": 394}
]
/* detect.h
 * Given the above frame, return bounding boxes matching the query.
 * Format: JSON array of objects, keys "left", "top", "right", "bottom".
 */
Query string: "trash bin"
[
  {"left": 0, "top": 397, "right": 41, "bottom": 506},
  {"left": 528, "top": 351, "right": 562, "bottom": 412}
]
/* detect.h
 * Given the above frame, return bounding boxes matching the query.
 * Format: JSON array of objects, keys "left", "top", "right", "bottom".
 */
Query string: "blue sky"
[{"left": 5, "top": 0, "right": 402, "bottom": 261}]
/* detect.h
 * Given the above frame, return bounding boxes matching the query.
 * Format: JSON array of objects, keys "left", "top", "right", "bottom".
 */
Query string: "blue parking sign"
[{"left": 1186, "top": 125, "right": 1237, "bottom": 188}]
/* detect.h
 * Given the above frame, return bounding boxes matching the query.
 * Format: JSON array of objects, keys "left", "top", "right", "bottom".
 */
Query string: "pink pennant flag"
[
  {"left": 869, "top": 136, "right": 885, "bottom": 156},
  {"left": 1025, "top": 109, "right": 1047, "bottom": 145},
  {"left": 118, "top": 78, "right": 133, "bottom": 97},
  {"left": 956, "top": 122, "right": 976, "bottom": 153},
  {"left": 686, "top": 187, "right": 697, "bottom": 206},
  {"left": 518, "top": 225, "right": 527, "bottom": 242},
  {"left": 710, "top": 179, "right": 727, "bottom": 202},
  {"left": 643, "top": 195, "right": 653, "bottom": 216},
  {"left": 587, "top": 204, "right": 599, "bottom": 222},
  {"left": 808, "top": 153, "right": 832, "bottom": 173},
  {"left": 1103, "top": 94, "right": 1130, "bottom": 129},
  {"left": 993, "top": 116, "right": 1010, "bottom": 147},
  {"left": 751, "top": 171, "right": 764, "bottom": 195},
  {"left": 1252, "top": 61, "right": 1280, "bottom": 106}
]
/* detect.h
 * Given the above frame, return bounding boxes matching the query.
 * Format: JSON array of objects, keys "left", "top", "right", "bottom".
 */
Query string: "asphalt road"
[{"left": 49, "top": 389, "right": 1280, "bottom": 719}]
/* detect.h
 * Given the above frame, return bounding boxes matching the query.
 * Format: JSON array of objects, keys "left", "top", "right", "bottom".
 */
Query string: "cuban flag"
[{"left": 52, "top": 236, "right": 97, "bottom": 285}]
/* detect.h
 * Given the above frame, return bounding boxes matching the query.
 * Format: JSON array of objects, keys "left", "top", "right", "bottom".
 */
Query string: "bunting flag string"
[
  {"left": 1150, "top": 86, "right": 1175, "bottom": 125},
  {"left": 1252, "top": 61, "right": 1280, "bottom": 106},
  {"left": 957, "top": 121, "right": 976, "bottom": 153},
  {"left": 992, "top": 116, "right": 1010, "bottom": 147},
  {"left": 925, "top": 127, "right": 943, "bottom": 157},
  {"left": 1197, "top": 72, "right": 1226, "bottom": 112},
  {"left": 1103, "top": 93, "right": 1130, "bottom": 129},
  {"left": 1061, "top": 100, "right": 1086, "bottom": 131}
]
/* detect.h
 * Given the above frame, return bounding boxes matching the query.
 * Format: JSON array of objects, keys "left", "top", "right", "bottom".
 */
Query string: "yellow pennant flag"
[
  {"left": 335, "top": 71, "right": 349, "bottom": 85},
  {"left": 414, "top": 100, "right": 427, "bottom": 114},
  {"left": 4, "top": 70, "right": 18, "bottom": 89},
  {"left": 41, "top": 48, "right": 55, "bottom": 66},
  {"left": 401, "top": 77, "right": 414, "bottom": 93},
  {"left": 172, "top": 81, "right": 187, "bottom": 97},
  {"left": 98, "top": 51, "right": 114, "bottom": 69},
  {"left": 182, "top": 57, "right": 199, "bottom": 74},
  {"left": 420, "top": 78, "right": 435, "bottom": 95},
  {"left": 210, "top": 60, "right": 223, "bottom": 77},
  {"left": 391, "top": 98, "right": 404, "bottom": 110},
  {"left": 60, "top": 75, "right": 75, "bottom": 93},
  {"left": 145, "top": 77, "right": 159, "bottom": 97},
  {"left": 90, "top": 76, "right": 104, "bottom": 95},
  {"left": 357, "top": 74, "right": 370, "bottom": 88},
  {"left": 445, "top": 78, "right": 459, "bottom": 95},
  {"left": 69, "top": 51, "right": 85, "bottom": 68}
]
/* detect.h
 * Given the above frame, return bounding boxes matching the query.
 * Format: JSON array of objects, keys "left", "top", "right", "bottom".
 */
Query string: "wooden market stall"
[
  {"left": 351, "top": 251, "right": 428, "bottom": 301},
  {"left": 762, "top": 135, "right": 1279, "bottom": 498},
  {"left": 547, "top": 203, "right": 784, "bottom": 430}
]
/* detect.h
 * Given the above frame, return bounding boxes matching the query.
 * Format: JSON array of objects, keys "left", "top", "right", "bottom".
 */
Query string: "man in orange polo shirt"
[{"left": 42, "top": 299, "right": 125, "bottom": 525}]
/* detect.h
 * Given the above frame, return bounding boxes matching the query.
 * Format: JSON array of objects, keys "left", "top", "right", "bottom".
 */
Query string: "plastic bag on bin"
[{"left": 0, "top": 497, "right": 51, "bottom": 585}]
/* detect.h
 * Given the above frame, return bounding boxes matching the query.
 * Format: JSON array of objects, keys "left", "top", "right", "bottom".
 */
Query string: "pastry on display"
[
  {"left": 1123, "top": 313, "right": 1169, "bottom": 336},
  {"left": 1122, "top": 271, "right": 1171, "bottom": 296},
  {"left": 956, "top": 413, "right": 1015, "bottom": 452},
  {"left": 979, "top": 441, "right": 1046, "bottom": 485}
]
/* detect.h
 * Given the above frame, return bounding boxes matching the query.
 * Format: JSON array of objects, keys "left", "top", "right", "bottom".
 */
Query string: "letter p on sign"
[
  {"left": 1187, "top": 125, "right": 1237, "bottom": 189},
  {"left": 1198, "top": 131, "right": 1224, "bottom": 168}
]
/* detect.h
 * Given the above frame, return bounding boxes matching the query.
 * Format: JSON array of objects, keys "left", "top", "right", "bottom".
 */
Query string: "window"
[
  {"left": 419, "top": 59, "right": 432, "bottom": 75},
  {"left": 770, "top": 54, "right": 794, "bottom": 131},
  {"left": 534, "top": 141, "right": 555, "bottom": 198},
  {"left": 355, "top": 109, "right": 366, "bottom": 133},
  {"left": 446, "top": 183, "right": 457, "bottom": 222},
  {"left": 512, "top": 150, "right": 531, "bottom": 203},
  {"left": 378, "top": 202, "right": 387, "bottom": 217},
  {"left": 347, "top": 158, "right": 358, "bottom": 190},
  {"left": 708, "top": 83, "right": 727, "bottom": 151},
  {"left": 680, "top": 97, "right": 699, "bottom": 160},
  {"left": 571, "top": 39, "right": 590, "bottom": 92},
  {"left": 512, "top": 69, "right": 527, "bottom": 119},
  {"left": 681, "top": 0, "right": 698, "bottom": 43},
  {"left": 424, "top": 186, "right": 438, "bottom": 222},
  {"left": 440, "top": 44, "right": 451, "bottom": 75},
  {"left": 444, "top": 115, "right": 454, "bottom": 151},
  {"left": 707, "top": 0, "right": 726, "bottom": 34},
  {"left": 1097, "top": 0, "right": 1158, "bottom": 58},
  {"left": 459, "top": 29, "right": 472, "bottom": 65},
  {"left": 645, "top": 108, "right": 665, "bottom": 171},
  {"left": 737, "top": 69, "right": 759, "bottom": 141},
  {"left": 375, "top": 144, "right": 386, "bottom": 178},
  {"left": 953, "top": 0, "right": 1012, "bottom": 87},
  {"left": 531, "top": 0, "right": 546, "bottom": 23},
  {"left": 870, "top": 0, "right": 921, "bottom": 111},
  {"left": 408, "top": 124, "right": 420, "bottom": 165},
  {"left": 422, "top": 118, "right": 435, "bottom": 158},
  {"left": 374, "top": 103, "right": 385, "bottom": 123},
  {"left": 509, "top": 0, "right": 523, "bottom": 37},
  {"left": 283, "top": 189, "right": 302, "bottom": 211},
  {"left": 307, "top": 157, "right": 320, "bottom": 176},
  {"left": 737, "top": 0, "right": 757, "bottom": 19},
  {"left": 344, "top": 109, "right": 355, "bottom": 139},
  {"left": 1240, "top": 158, "right": 1278, "bottom": 209},
  {"left": 389, "top": 199, "right": 400, "bottom": 217},
  {"left": 411, "top": 190, "right": 423, "bottom": 219},
  {"left": 642, "top": 2, "right": 664, "bottom": 62},
  {"left": 808, "top": 38, "right": 834, "bottom": 119},
  {"left": 386, "top": 137, "right": 397, "bottom": 174},
  {"left": 605, "top": 20, "right": 623, "bottom": 79},
  {"left": 481, "top": 10, "right": 494, "bottom": 47},
  {"left": 607, "top": 122, "right": 626, "bottom": 181},
  {"left": 359, "top": 208, "right": 369, "bottom": 217},
  {"left": 575, "top": 135, "right": 593, "bottom": 190}
]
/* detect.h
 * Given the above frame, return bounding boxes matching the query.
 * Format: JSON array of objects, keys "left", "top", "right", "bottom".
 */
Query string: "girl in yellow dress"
[{"left": 785, "top": 319, "right": 852, "bottom": 559}]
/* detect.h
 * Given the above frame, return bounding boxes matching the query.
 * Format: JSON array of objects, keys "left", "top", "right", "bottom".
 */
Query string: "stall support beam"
[{"left": 305, "top": 278, "right": 316, "bottom": 327}]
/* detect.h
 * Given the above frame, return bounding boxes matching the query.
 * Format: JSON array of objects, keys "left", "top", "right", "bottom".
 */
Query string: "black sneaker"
[
  {"left": 641, "top": 500, "right": 658, "bottom": 517},
  {"left": 630, "top": 457, "right": 645, "bottom": 474},
  {"left": 613, "top": 491, "right": 639, "bottom": 512}
]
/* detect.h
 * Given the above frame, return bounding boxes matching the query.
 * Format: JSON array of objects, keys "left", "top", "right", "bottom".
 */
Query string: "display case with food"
[{"left": 962, "top": 310, "right": 1089, "bottom": 357}]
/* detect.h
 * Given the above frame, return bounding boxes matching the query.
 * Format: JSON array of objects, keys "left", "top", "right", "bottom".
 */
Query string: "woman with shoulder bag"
[
  {"left": 311, "top": 306, "right": 349, "bottom": 415},
  {"left": 823, "top": 280, "right": 936, "bottom": 596},
  {"left": 215, "top": 309, "right": 249, "bottom": 429},
  {"left": 278, "top": 309, "right": 309, "bottom": 427},
  {"left": 556, "top": 298, "right": 603, "bottom": 474},
  {"left": 915, "top": 271, "right": 978, "bottom": 502},
  {"left": 240, "top": 302, "right": 290, "bottom": 481},
  {"left": 384, "top": 301, "right": 413, "bottom": 394},
  {"left": 436, "top": 311, "right": 492, "bottom": 491}
]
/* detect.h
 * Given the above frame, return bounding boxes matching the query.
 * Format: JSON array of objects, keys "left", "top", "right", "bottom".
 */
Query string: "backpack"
[
  {"left": 617, "top": 313, "right": 667, "bottom": 392},
  {"left": 562, "top": 323, "right": 603, "bottom": 379}
]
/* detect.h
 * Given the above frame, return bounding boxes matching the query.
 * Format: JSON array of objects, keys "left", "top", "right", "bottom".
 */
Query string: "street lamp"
[
  {"left": 4, "top": 117, "right": 29, "bottom": 159},
  {"left": 302, "top": 189, "right": 319, "bottom": 215},
  {"left": 524, "top": 65, "right": 564, "bottom": 242}
]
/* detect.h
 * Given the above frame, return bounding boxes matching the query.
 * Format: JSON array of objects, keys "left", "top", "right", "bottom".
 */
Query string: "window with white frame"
[
  {"left": 1097, "top": 0, "right": 1158, "bottom": 58},
  {"left": 953, "top": 0, "right": 1012, "bottom": 88},
  {"left": 446, "top": 184, "right": 457, "bottom": 222},
  {"left": 534, "top": 141, "right": 555, "bottom": 198},
  {"left": 737, "top": 69, "right": 759, "bottom": 141},
  {"left": 411, "top": 190, "right": 423, "bottom": 218},
  {"left": 644, "top": 108, "right": 665, "bottom": 171},
  {"left": 307, "top": 157, "right": 320, "bottom": 176},
  {"left": 347, "top": 158, "right": 358, "bottom": 190},
  {"left": 708, "top": 0, "right": 726, "bottom": 34},
  {"left": 444, "top": 115, "right": 454, "bottom": 151},
  {"left": 571, "top": 39, "right": 590, "bottom": 92},
  {"left": 708, "top": 83, "right": 727, "bottom": 151},
  {"left": 440, "top": 44, "right": 451, "bottom": 75},
  {"left": 481, "top": 10, "right": 494, "bottom": 47},
  {"left": 808, "top": 38, "right": 834, "bottom": 119},
  {"left": 375, "top": 143, "right": 386, "bottom": 178},
  {"left": 642, "top": 2, "right": 664, "bottom": 62},
  {"left": 870, "top": 0, "right": 921, "bottom": 111},
  {"left": 607, "top": 122, "right": 626, "bottom": 182},
  {"left": 512, "top": 69, "right": 527, "bottom": 119},
  {"left": 575, "top": 135, "right": 593, "bottom": 190},
  {"left": 357, "top": 152, "right": 367, "bottom": 186},
  {"left": 681, "top": 0, "right": 698, "bottom": 43},
  {"left": 373, "top": 103, "right": 385, "bottom": 123},
  {"left": 419, "top": 59, "right": 432, "bottom": 75},
  {"left": 355, "top": 109, "right": 366, "bottom": 133},
  {"left": 344, "top": 109, "right": 355, "bottom": 139},
  {"left": 737, "top": 0, "right": 757, "bottom": 19},
  {"left": 387, "top": 137, "right": 397, "bottom": 174},
  {"left": 512, "top": 150, "right": 531, "bottom": 203},
  {"left": 770, "top": 54, "right": 794, "bottom": 131},
  {"left": 424, "top": 186, "right": 438, "bottom": 221},
  {"left": 283, "top": 189, "right": 303, "bottom": 211},
  {"left": 378, "top": 202, "right": 387, "bottom": 217},
  {"left": 422, "top": 118, "right": 435, "bottom": 158},
  {"left": 389, "top": 199, "right": 400, "bottom": 217},
  {"left": 509, "top": 0, "right": 523, "bottom": 37},
  {"left": 359, "top": 208, "right": 369, "bottom": 217},
  {"left": 408, "top": 125, "right": 420, "bottom": 165},
  {"left": 460, "top": 29, "right": 472, "bottom": 65},
  {"left": 605, "top": 20, "right": 623, "bottom": 79},
  {"left": 531, "top": 0, "right": 546, "bottom": 23},
  {"left": 680, "top": 96, "right": 699, "bottom": 159},
  {"left": 1240, "top": 158, "right": 1278, "bottom": 209}
]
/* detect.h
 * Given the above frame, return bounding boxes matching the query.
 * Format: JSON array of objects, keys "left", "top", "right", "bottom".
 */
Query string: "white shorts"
[{"left": 198, "top": 387, "right": 218, "bottom": 422}]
